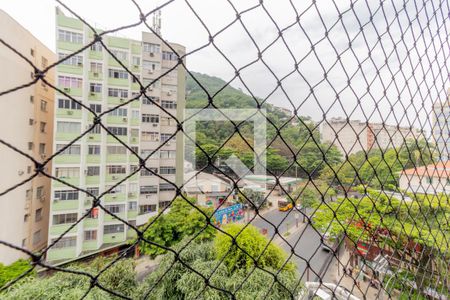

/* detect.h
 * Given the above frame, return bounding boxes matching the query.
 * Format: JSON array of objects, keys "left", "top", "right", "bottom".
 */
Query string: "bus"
[{"left": 278, "top": 200, "right": 293, "bottom": 212}]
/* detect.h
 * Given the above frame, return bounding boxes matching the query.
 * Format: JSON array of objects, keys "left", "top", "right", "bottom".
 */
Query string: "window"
[
  {"left": 91, "top": 124, "right": 102, "bottom": 134},
  {"left": 90, "top": 42, "right": 102, "bottom": 52},
  {"left": 104, "top": 224, "right": 124, "bottom": 234},
  {"left": 131, "top": 128, "right": 139, "bottom": 137},
  {"left": 160, "top": 201, "right": 171, "bottom": 209},
  {"left": 56, "top": 121, "right": 81, "bottom": 133},
  {"left": 58, "top": 53, "right": 83, "bottom": 66},
  {"left": 132, "top": 75, "right": 140, "bottom": 83},
  {"left": 36, "top": 186, "right": 44, "bottom": 200},
  {"left": 28, "top": 142, "right": 34, "bottom": 150},
  {"left": 162, "top": 51, "right": 177, "bottom": 61},
  {"left": 110, "top": 49, "right": 128, "bottom": 61},
  {"left": 141, "top": 149, "right": 158, "bottom": 158},
  {"left": 87, "top": 187, "right": 99, "bottom": 197},
  {"left": 140, "top": 185, "right": 158, "bottom": 194},
  {"left": 128, "top": 202, "right": 137, "bottom": 210},
  {"left": 161, "top": 100, "right": 177, "bottom": 109},
  {"left": 129, "top": 183, "right": 138, "bottom": 194},
  {"left": 29, "top": 118, "right": 34, "bottom": 126},
  {"left": 30, "top": 48, "right": 35, "bottom": 57},
  {"left": 58, "top": 76, "right": 82, "bottom": 89},
  {"left": 160, "top": 117, "right": 175, "bottom": 126},
  {"left": 142, "top": 96, "right": 160, "bottom": 105},
  {"left": 106, "top": 184, "right": 125, "bottom": 194},
  {"left": 90, "top": 62, "right": 102, "bottom": 73},
  {"left": 58, "top": 99, "right": 81, "bottom": 110},
  {"left": 27, "top": 166, "right": 32, "bottom": 174},
  {"left": 426, "top": 177, "right": 433, "bottom": 184},
  {"left": 52, "top": 236, "right": 76, "bottom": 249},
  {"left": 53, "top": 213, "right": 78, "bottom": 225},
  {"left": 142, "top": 114, "right": 159, "bottom": 123},
  {"left": 161, "top": 133, "right": 175, "bottom": 143},
  {"left": 24, "top": 214, "right": 30, "bottom": 222},
  {"left": 130, "top": 165, "right": 139, "bottom": 173},
  {"left": 131, "top": 110, "right": 139, "bottom": 119},
  {"left": 40, "top": 122, "right": 46, "bottom": 133},
  {"left": 106, "top": 165, "right": 126, "bottom": 174},
  {"left": 141, "top": 167, "right": 158, "bottom": 176},
  {"left": 33, "top": 230, "right": 42, "bottom": 245},
  {"left": 56, "top": 144, "right": 81, "bottom": 155},
  {"left": 105, "top": 204, "right": 125, "bottom": 214},
  {"left": 88, "top": 145, "right": 100, "bottom": 155},
  {"left": 143, "top": 60, "right": 160, "bottom": 71},
  {"left": 141, "top": 131, "right": 159, "bottom": 142},
  {"left": 160, "top": 167, "right": 176, "bottom": 174},
  {"left": 30, "top": 95, "right": 34, "bottom": 103},
  {"left": 108, "top": 88, "right": 128, "bottom": 98},
  {"left": 108, "top": 107, "right": 127, "bottom": 117},
  {"left": 55, "top": 167, "right": 79, "bottom": 178},
  {"left": 160, "top": 183, "right": 175, "bottom": 191},
  {"left": 107, "top": 126, "right": 127, "bottom": 136},
  {"left": 108, "top": 69, "right": 129, "bottom": 79},
  {"left": 35, "top": 209, "right": 43, "bottom": 222},
  {"left": 107, "top": 146, "right": 126, "bottom": 155},
  {"left": 40, "top": 100, "right": 48, "bottom": 111},
  {"left": 84, "top": 230, "right": 97, "bottom": 241},
  {"left": 39, "top": 143, "right": 46, "bottom": 155},
  {"left": 26, "top": 189, "right": 33, "bottom": 200},
  {"left": 140, "top": 205, "right": 157, "bottom": 214},
  {"left": 132, "top": 56, "right": 140, "bottom": 66},
  {"left": 87, "top": 166, "right": 100, "bottom": 176},
  {"left": 90, "top": 104, "right": 102, "bottom": 113},
  {"left": 86, "top": 208, "right": 99, "bottom": 219},
  {"left": 54, "top": 190, "right": 79, "bottom": 201},
  {"left": 143, "top": 42, "right": 160, "bottom": 53},
  {"left": 90, "top": 83, "right": 102, "bottom": 93},
  {"left": 58, "top": 29, "right": 83, "bottom": 43},
  {"left": 160, "top": 150, "right": 176, "bottom": 159}
]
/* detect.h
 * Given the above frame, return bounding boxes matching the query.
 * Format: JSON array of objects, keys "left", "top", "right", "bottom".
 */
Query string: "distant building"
[
  {"left": 399, "top": 161, "right": 450, "bottom": 194},
  {"left": 0, "top": 10, "right": 55, "bottom": 264},
  {"left": 321, "top": 117, "right": 423, "bottom": 156},
  {"left": 242, "top": 175, "right": 300, "bottom": 196},
  {"left": 184, "top": 171, "right": 235, "bottom": 208},
  {"left": 432, "top": 88, "right": 450, "bottom": 161}
]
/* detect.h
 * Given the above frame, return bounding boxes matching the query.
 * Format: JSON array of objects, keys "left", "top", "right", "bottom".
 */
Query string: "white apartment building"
[
  {"left": 0, "top": 10, "right": 55, "bottom": 264},
  {"left": 48, "top": 8, "right": 185, "bottom": 262},
  {"left": 321, "top": 117, "right": 422, "bottom": 156},
  {"left": 399, "top": 161, "right": 450, "bottom": 194},
  {"left": 432, "top": 88, "right": 450, "bottom": 161}
]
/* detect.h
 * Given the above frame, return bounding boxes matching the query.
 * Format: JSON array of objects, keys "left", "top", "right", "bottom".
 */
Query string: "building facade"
[
  {"left": 0, "top": 10, "right": 55, "bottom": 264},
  {"left": 321, "top": 117, "right": 422, "bottom": 156},
  {"left": 48, "top": 9, "right": 185, "bottom": 261},
  {"left": 399, "top": 161, "right": 450, "bottom": 194},
  {"left": 432, "top": 88, "right": 450, "bottom": 161}
]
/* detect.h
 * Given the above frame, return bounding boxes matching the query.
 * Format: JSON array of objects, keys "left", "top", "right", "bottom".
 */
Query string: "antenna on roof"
[{"left": 152, "top": 10, "right": 162, "bottom": 35}]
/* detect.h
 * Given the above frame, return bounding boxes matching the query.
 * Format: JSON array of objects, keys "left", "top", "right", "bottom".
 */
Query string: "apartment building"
[
  {"left": 321, "top": 117, "right": 422, "bottom": 156},
  {"left": 48, "top": 8, "right": 185, "bottom": 262},
  {"left": 0, "top": 10, "right": 55, "bottom": 264},
  {"left": 432, "top": 88, "right": 450, "bottom": 161}
]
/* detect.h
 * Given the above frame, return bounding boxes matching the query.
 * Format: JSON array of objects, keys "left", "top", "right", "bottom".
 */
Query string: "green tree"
[
  {"left": 139, "top": 198, "right": 215, "bottom": 257},
  {"left": 0, "top": 259, "right": 34, "bottom": 288}
]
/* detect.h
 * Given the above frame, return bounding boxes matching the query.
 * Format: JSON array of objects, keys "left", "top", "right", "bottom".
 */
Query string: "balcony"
[
  {"left": 85, "top": 175, "right": 100, "bottom": 185},
  {"left": 86, "top": 155, "right": 101, "bottom": 164},
  {"left": 106, "top": 154, "right": 127, "bottom": 163},
  {"left": 57, "top": 40, "right": 83, "bottom": 52},
  {"left": 46, "top": 247, "right": 77, "bottom": 261},
  {"left": 83, "top": 218, "right": 98, "bottom": 229},
  {"left": 57, "top": 64, "right": 83, "bottom": 75},
  {"left": 107, "top": 134, "right": 128, "bottom": 144},
  {"left": 108, "top": 58, "right": 128, "bottom": 68},
  {"left": 86, "top": 134, "right": 101, "bottom": 142},
  {"left": 53, "top": 177, "right": 80, "bottom": 188},
  {"left": 107, "top": 96, "right": 128, "bottom": 106},
  {"left": 89, "top": 50, "right": 103, "bottom": 60},
  {"left": 127, "top": 210, "right": 138, "bottom": 219},
  {"left": 58, "top": 87, "right": 82, "bottom": 97},
  {"left": 49, "top": 224, "right": 77, "bottom": 236},
  {"left": 107, "top": 77, "right": 129, "bottom": 87},
  {"left": 56, "top": 108, "right": 82, "bottom": 119},
  {"left": 106, "top": 115, "right": 129, "bottom": 125},
  {"left": 104, "top": 193, "right": 126, "bottom": 203},
  {"left": 82, "top": 240, "right": 99, "bottom": 252},
  {"left": 53, "top": 154, "right": 81, "bottom": 164},
  {"left": 103, "top": 232, "right": 126, "bottom": 244},
  {"left": 104, "top": 212, "right": 126, "bottom": 222},
  {"left": 105, "top": 173, "right": 127, "bottom": 183},
  {"left": 52, "top": 200, "right": 79, "bottom": 211},
  {"left": 89, "top": 72, "right": 103, "bottom": 81}
]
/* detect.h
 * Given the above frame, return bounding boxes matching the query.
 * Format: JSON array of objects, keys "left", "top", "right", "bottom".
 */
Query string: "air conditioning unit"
[
  {"left": 148, "top": 70, "right": 153, "bottom": 74},
  {"left": 149, "top": 87, "right": 153, "bottom": 91},
  {"left": 63, "top": 87, "right": 71, "bottom": 92},
  {"left": 77, "top": 62, "right": 83, "bottom": 67},
  {"left": 93, "top": 72, "right": 99, "bottom": 77},
  {"left": 149, "top": 52, "right": 154, "bottom": 57},
  {"left": 88, "top": 136, "right": 94, "bottom": 140},
  {"left": 152, "top": 123, "right": 158, "bottom": 127},
  {"left": 122, "top": 117, "right": 128, "bottom": 122},
  {"left": 167, "top": 91, "right": 172, "bottom": 96},
  {"left": 18, "top": 170, "right": 24, "bottom": 176},
  {"left": 40, "top": 154, "right": 46, "bottom": 159},
  {"left": 166, "top": 142, "right": 171, "bottom": 146},
  {"left": 128, "top": 192, "right": 134, "bottom": 197},
  {"left": 54, "top": 199, "right": 59, "bottom": 203},
  {"left": 112, "top": 175, "right": 118, "bottom": 180},
  {"left": 133, "top": 64, "right": 138, "bottom": 68},
  {"left": 120, "top": 98, "right": 125, "bottom": 103},
  {"left": 90, "top": 92, "right": 96, "bottom": 96},
  {"left": 67, "top": 110, "right": 74, "bottom": 115},
  {"left": 85, "top": 199, "right": 92, "bottom": 205},
  {"left": 39, "top": 195, "right": 45, "bottom": 202}
]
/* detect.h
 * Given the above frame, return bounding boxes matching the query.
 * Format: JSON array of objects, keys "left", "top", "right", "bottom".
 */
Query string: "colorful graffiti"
[{"left": 213, "top": 204, "right": 245, "bottom": 226}]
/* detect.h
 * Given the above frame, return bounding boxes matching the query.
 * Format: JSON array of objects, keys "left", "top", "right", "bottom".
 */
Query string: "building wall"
[
  {"left": 399, "top": 173, "right": 450, "bottom": 194},
  {"left": 433, "top": 88, "right": 450, "bottom": 161},
  {"left": 321, "top": 118, "right": 368, "bottom": 156},
  {"left": 48, "top": 9, "right": 185, "bottom": 262},
  {"left": 0, "top": 10, "right": 54, "bottom": 264}
]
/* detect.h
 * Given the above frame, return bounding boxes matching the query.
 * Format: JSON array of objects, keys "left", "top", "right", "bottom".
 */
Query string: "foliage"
[
  {"left": 138, "top": 232, "right": 301, "bottom": 299},
  {"left": 2, "top": 257, "right": 136, "bottom": 299},
  {"left": 215, "top": 224, "right": 295, "bottom": 274},
  {"left": 139, "top": 197, "right": 215, "bottom": 258},
  {"left": 237, "top": 187, "right": 265, "bottom": 208},
  {"left": 291, "top": 181, "right": 336, "bottom": 209},
  {"left": 0, "top": 259, "right": 35, "bottom": 288},
  {"left": 186, "top": 72, "right": 341, "bottom": 177}
]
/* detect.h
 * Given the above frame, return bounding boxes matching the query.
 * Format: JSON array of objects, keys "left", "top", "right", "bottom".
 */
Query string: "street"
[{"left": 251, "top": 208, "right": 335, "bottom": 283}]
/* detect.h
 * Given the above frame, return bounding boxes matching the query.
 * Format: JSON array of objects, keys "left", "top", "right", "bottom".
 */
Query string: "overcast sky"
[{"left": 2, "top": 0, "right": 448, "bottom": 132}]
